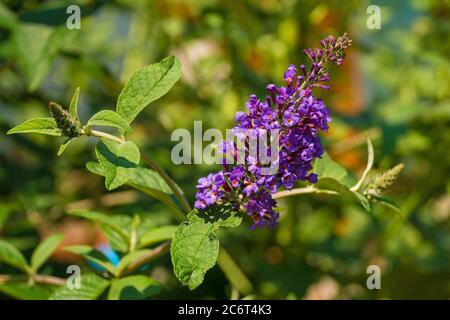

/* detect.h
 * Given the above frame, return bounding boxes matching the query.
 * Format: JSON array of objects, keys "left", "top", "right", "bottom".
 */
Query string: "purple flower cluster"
[{"left": 194, "top": 34, "right": 351, "bottom": 229}]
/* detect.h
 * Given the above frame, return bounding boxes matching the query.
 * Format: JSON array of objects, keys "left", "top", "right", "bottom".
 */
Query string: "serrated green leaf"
[
  {"left": 188, "top": 206, "right": 243, "bottom": 229},
  {"left": 95, "top": 139, "right": 140, "bottom": 190},
  {"left": 69, "top": 210, "right": 131, "bottom": 241},
  {"left": 0, "top": 283, "right": 51, "bottom": 300},
  {"left": 314, "top": 152, "right": 355, "bottom": 187},
  {"left": 317, "top": 177, "right": 371, "bottom": 212},
  {"left": 49, "top": 273, "right": 110, "bottom": 300},
  {"left": 116, "top": 249, "right": 152, "bottom": 275},
  {"left": 0, "top": 239, "right": 29, "bottom": 273},
  {"left": 31, "top": 233, "right": 64, "bottom": 272},
  {"left": 86, "top": 110, "right": 131, "bottom": 132},
  {"left": 116, "top": 56, "right": 182, "bottom": 123},
  {"left": 64, "top": 245, "right": 117, "bottom": 275},
  {"left": 138, "top": 225, "right": 177, "bottom": 249},
  {"left": 108, "top": 275, "right": 160, "bottom": 300},
  {"left": 7, "top": 118, "right": 61, "bottom": 136},
  {"left": 171, "top": 222, "right": 219, "bottom": 290},
  {"left": 69, "top": 87, "right": 80, "bottom": 119}
]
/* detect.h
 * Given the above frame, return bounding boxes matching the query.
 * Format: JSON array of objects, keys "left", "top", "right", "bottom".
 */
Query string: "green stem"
[
  {"left": 273, "top": 186, "right": 338, "bottom": 200},
  {"left": 84, "top": 128, "right": 125, "bottom": 144},
  {"left": 217, "top": 249, "right": 253, "bottom": 296},
  {"left": 0, "top": 274, "right": 65, "bottom": 286},
  {"left": 121, "top": 241, "right": 171, "bottom": 276}
]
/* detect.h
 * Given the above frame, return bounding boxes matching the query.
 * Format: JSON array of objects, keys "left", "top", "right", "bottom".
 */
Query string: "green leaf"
[
  {"left": 68, "top": 210, "right": 131, "bottom": 241},
  {"left": 0, "top": 3, "right": 17, "bottom": 29},
  {"left": 138, "top": 225, "right": 177, "bottom": 249},
  {"left": 317, "top": 177, "right": 371, "bottom": 212},
  {"left": 0, "top": 239, "right": 29, "bottom": 273},
  {"left": 69, "top": 87, "right": 80, "bottom": 119},
  {"left": 57, "top": 137, "right": 78, "bottom": 156},
  {"left": 64, "top": 245, "right": 117, "bottom": 275},
  {"left": 108, "top": 275, "right": 160, "bottom": 300},
  {"left": 86, "top": 110, "right": 131, "bottom": 132},
  {"left": 85, "top": 161, "right": 104, "bottom": 175},
  {"left": 188, "top": 206, "right": 243, "bottom": 229},
  {"left": 314, "top": 152, "right": 355, "bottom": 187},
  {"left": 171, "top": 222, "right": 219, "bottom": 290},
  {"left": 86, "top": 162, "right": 180, "bottom": 216},
  {"left": 371, "top": 195, "right": 404, "bottom": 220},
  {"left": 95, "top": 139, "right": 141, "bottom": 190},
  {"left": 31, "top": 233, "right": 64, "bottom": 272},
  {"left": 0, "top": 283, "right": 51, "bottom": 300},
  {"left": 14, "top": 24, "right": 67, "bottom": 91},
  {"left": 130, "top": 166, "right": 173, "bottom": 194},
  {"left": 116, "top": 56, "right": 182, "bottom": 123},
  {"left": 7, "top": 118, "right": 61, "bottom": 136},
  {"left": 49, "top": 273, "right": 110, "bottom": 300},
  {"left": 102, "top": 225, "right": 129, "bottom": 253},
  {"left": 0, "top": 203, "right": 17, "bottom": 230},
  {"left": 116, "top": 249, "right": 152, "bottom": 275}
]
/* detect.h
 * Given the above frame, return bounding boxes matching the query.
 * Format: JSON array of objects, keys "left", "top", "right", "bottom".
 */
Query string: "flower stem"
[{"left": 273, "top": 186, "right": 338, "bottom": 200}]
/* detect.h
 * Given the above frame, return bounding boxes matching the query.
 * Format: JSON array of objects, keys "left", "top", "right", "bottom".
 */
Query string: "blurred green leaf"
[
  {"left": 31, "top": 233, "right": 64, "bottom": 272},
  {"left": 0, "top": 2, "right": 16, "bottom": 29},
  {"left": 69, "top": 210, "right": 131, "bottom": 241},
  {"left": 64, "top": 245, "right": 117, "bottom": 275},
  {"left": 102, "top": 225, "right": 129, "bottom": 253},
  {"left": 49, "top": 273, "right": 110, "bottom": 300},
  {"left": 0, "top": 283, "right": 51, "bottom": 300},
  {"left": 108, "top": 275, "right": 160, "bottom": 300},
  {"left": 116, "top": 56, "right": 182, "bottom": 123},
  {"left": 116, "top": 249, "right": 151, "bottom": 275},
  {"left": 138, "top": 225, "right": 176, "bottom": 249},
  {"left": 69, "top": 87, "right": 80, "bottom": 120},
  {"left": 14, "top": 23, "right": 67, "bottom": 91},
  {"left": 0, "top": 239, "right": 29, "bottom": 273}
]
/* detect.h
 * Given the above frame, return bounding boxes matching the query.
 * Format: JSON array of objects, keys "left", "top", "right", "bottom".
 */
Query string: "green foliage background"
[{"left": 0, "top": 0, "right": 449, "bottom": 299}]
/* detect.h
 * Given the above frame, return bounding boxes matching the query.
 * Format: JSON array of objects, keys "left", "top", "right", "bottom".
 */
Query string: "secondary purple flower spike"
[{"left": 194, "top": 34, "right": 352, "bottom": 229}]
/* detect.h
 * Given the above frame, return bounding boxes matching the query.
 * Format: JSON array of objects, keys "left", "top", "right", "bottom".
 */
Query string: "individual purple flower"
[
  {"left": 229, "top": 166, "right": 245, "bottom": 188},
  {"left": 243, "top": 179, "right": 259, "bottom": 196}
]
